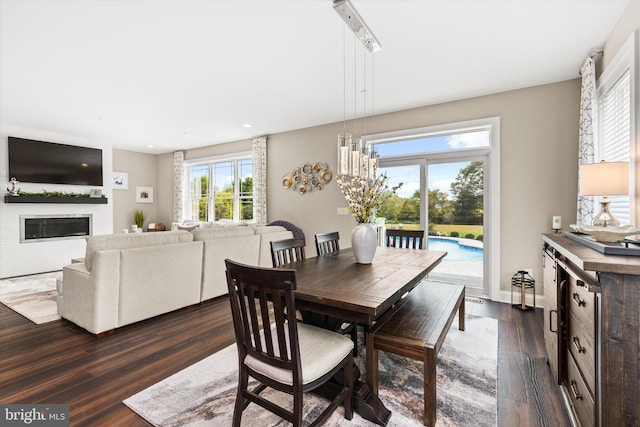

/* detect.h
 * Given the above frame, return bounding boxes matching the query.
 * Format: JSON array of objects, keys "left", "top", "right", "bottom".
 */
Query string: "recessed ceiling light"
[
  {"left": 242, "top": 123, "right": 252, "bottom": 128},
  {"left": 147, "top": 145, "right": 154, "bottom": 148}
]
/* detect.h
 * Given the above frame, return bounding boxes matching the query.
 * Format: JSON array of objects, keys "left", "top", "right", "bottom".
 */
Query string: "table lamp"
[{"left": 579, "top": 160, "right": 629, "bottom": 227}]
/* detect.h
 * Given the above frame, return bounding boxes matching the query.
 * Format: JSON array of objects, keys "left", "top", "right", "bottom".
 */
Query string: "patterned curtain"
[
  {"left": 252, "top": 136, "right": 268, "bottom": 225},
  {"left": 173, "top": 151, "right": 185, "bottom": 223},
  {"left": 577, "top": 57, "right": 596, "bottom": 225}
]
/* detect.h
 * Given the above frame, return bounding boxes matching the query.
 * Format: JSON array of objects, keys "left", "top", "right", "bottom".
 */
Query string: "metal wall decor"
[{"left": 282, "top": 163, "right": 333, "bottom": 195}]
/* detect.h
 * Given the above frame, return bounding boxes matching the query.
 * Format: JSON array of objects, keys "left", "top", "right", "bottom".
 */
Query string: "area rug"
[
  {"left": 124, "top": 316, "right": 497, "bottom": 427},
  {"left": 0, "top": 271, "right": 61, "bottom": 324}
]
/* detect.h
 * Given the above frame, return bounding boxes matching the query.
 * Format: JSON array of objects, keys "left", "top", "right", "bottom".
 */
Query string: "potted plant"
[{"left": 134, "top": 210, "right": 146, "bottom": 232}]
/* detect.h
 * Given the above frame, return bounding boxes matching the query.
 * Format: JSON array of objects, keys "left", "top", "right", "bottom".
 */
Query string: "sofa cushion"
[
  {"left": 117, "top": 241, "right": 203, "bottom": 327},
  {"left": 252, "top": 226, "right": 288, "bottom": 235},
  {"left": 84, "top": 230, "right": 194, "bottom": 271},
  {"left": 200, "top": 235, "right": 261, "bottom": 300},
  {"left": 191, "top": 227, "right": 255, "bottom": 241}
]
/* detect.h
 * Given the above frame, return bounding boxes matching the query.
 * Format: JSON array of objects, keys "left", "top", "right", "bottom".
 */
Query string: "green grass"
[
  {"left": 432, "top": 224, "right": 483, "bottom": 237},
  {"left": 386, "top": 223, "right": 483, "bottom": 238}
]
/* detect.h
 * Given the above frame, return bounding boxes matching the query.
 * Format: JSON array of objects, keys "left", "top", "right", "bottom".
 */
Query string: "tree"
[
  {"left": 427, "top": 189, "right": 452, "bottom": 224},
  {"left": 397, "top": 191, "right": 420, "bottom": 223},
  {"left": 196, "top": 176, "right": 209, "bottom": 221},
  {"left": 378, "top": 193, "right": 405, "bottom": 224},
  {"left": 240, "top": 176, "right": 253, "bottom": 220},
  {"left": 450, "top": 161, "right": 483, "bottom": 224}
]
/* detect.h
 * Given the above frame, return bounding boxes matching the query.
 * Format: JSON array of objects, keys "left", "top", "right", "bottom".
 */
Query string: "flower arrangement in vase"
[{"left": 337, "top": 173, "right": 402, "bottom": 263}]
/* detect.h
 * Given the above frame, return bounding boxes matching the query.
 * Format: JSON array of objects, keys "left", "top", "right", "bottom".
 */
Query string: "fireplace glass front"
[{"left": 20, "top": 214, "right": 92, "bottom": 243}]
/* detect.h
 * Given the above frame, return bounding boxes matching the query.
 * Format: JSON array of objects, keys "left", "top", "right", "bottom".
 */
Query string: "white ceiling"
[{"left": 0, "top": 0, "right": 632, "bottom": 154}]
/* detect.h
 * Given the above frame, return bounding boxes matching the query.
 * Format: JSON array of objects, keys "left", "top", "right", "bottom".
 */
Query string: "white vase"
[{"left": 351, "top": 223, "right": 377, "bottom": 264}]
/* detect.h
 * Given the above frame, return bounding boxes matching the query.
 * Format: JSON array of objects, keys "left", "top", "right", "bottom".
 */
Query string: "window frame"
[
  {"left": 183, "top": 151, "right": 253, "bottom": 223},
  {"left": 363, "top": 116, "right": 500, "bottom": 299},
  {"left": 595, "top": 29, "right": 639, "bottom": 226}
]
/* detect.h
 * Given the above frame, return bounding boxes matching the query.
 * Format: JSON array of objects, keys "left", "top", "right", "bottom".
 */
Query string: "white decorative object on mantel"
[
  {"left": 351, "top": 222, "right": 377, "bottom": 264},
  {"left": 6, "top": 177, "right": 20, "bottom": 196}
]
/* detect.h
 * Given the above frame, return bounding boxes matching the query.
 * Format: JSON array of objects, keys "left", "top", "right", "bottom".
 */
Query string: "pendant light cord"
[
  {"left": 342, "top": 24, "right": 346, "bottom": 135},
  {"left": 353, "top": 34, "right": 357, "bottom": 139}
]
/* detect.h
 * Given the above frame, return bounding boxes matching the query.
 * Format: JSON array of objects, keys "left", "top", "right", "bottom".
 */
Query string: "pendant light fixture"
[{"left": 334, "top": 0, "right": 381, "bottom": 179}]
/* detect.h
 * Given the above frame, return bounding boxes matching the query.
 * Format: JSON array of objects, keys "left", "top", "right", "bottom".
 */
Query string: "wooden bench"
[{"left": 366, "top": 282, "right": 465, "bottom": 427}]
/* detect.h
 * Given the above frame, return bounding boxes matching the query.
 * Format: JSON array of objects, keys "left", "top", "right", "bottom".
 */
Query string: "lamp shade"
[{"left": 579, "top": 161, "right": 629, "bottom": 196}]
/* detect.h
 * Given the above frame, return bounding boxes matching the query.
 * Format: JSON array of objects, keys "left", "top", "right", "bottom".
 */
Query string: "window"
[
  {"left": 596, "top": 30, "right": 638, "bottom": 225},
  {"left": 365, "top": 116, "right": 500, "bottom": 298},
  {"left": 185, "top": 153, "right": 253, "bottom": 222},
  {"left": 373, "top": 129, "right": 490, "bottom": 157}
]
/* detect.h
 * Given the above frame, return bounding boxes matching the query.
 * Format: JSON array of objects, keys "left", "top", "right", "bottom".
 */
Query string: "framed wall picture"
[
  {"left": 113, "top": 172, "right": 129, "bottom": 190},
  {"left": 89, "top": 188, "right": 102, "bottom": 198},
  {"left": 136, "top": 186, "right": 154, "bottom": 203}
]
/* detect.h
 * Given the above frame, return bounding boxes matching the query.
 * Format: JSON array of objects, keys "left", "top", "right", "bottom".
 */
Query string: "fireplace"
[{"left": 20, "top": 214, "right": 92, "bottom": 243}]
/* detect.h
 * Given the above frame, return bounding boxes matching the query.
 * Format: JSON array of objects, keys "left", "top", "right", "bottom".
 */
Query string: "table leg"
[
  {"left": 311, "top": 317, "right": 391, "bottom": 426},
  {"left": 355, "top": 326, "right": 391, "bottom": 425},
  {"left": 354, "top": 379, "right": 392, "bottom": 425}
]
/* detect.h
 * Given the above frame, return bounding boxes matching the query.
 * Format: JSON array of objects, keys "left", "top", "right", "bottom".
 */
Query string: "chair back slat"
[
  {"left": 225, "top": 260, "right": 300, "bottom": 370},
  {"left": 385, "top": 229, "right": 425, "bottom": 249},
  {"left": 315, "top": 231, "right": 340, "bottom": 256},
  {"left": 270, "top": 238, "right": 306, "bottom": 267}
]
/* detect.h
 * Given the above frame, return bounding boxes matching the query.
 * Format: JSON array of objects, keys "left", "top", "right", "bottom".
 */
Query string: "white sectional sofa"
[
  {"left": 58, "top": 225, "right": 294, "bottom": 334},
  {"left": 192, "top": 225, "right": 294, "bottom": 300}
]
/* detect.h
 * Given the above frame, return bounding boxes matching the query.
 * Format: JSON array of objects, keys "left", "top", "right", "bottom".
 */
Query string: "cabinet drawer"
[
  {"left": 566, "top": 352, "right": 595, "bottom": 427},
  {"left": 568, "top": 310, "right": 595, "bottom": 394},
  {"left": 567, "top": 274, "right": 595, "bottom": 339}
]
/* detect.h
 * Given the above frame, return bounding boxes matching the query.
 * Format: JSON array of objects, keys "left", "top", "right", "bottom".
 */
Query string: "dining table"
[{"left": 277, "top": 245, "right": 447, "bottom": 426}]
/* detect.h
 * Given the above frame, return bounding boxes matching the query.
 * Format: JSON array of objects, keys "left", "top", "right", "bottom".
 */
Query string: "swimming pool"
[{"left": 427, "top": 237, "right": 483, "bottom": 261}]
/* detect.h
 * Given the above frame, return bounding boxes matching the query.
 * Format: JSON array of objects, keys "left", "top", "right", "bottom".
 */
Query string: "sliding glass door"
[
  {"left": 426, "top": 159, "right": 486, "bottom": 295},
  {"left": 371, "top": 118, "right": 497, "bottom": 298}
]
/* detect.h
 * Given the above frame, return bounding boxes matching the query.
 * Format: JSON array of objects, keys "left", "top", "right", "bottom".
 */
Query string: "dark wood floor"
[{"left": 0, "top": 296, "right": 571, "bottom": 426}]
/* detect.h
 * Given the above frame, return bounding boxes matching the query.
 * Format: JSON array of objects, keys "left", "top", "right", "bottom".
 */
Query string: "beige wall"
[
  {"left": 112, "top": 149, "right": 159, "bottom": 233},
  {"left": 268, "top": 80, "right": 580, "bottom": 298}
]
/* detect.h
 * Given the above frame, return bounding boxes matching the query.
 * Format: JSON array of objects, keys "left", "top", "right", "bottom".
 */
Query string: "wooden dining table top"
[{"left": 279, "top": 246, "right": 447, "bottom": 325}]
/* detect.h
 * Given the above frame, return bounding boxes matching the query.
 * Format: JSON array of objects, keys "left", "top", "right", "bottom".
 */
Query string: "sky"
[{"left": 375, "top": 131, "right": 489, "bottom": 198}]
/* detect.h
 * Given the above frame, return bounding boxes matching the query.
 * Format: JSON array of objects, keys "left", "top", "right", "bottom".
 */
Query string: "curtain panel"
[
  {"left": 252, "top": 136, "right": 268, "bottom": 226},
  {"left": 577, "top": 56, "right": 596, "bottom": 225},
  {"left": 173, "top": 151, "right": 185, "bottom": 223}
]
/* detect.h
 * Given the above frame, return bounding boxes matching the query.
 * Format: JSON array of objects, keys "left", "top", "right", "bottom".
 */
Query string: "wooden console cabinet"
[{"left": 542, "top": 233, "right": 640, "bottom": 427}]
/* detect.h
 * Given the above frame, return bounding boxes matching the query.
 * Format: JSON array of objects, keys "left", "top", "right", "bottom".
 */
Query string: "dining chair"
[
  {"left": 225, "top": 259, "right": 354, "bottom": 427},
  {"left": 385, "top": 229, "right": 425, "bottom": 249},
  {"left": 270, "top": 237, "right": 306, "bottom": 267},
  {"left": 314, "top": 231, "right": 359, "bottom": 355},
  {"left": 314, "top": 231, "right": 340, "bottom": 255}
]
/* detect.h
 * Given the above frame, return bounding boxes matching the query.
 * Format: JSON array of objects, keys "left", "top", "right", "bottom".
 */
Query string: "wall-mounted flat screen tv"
[{"left": 8, "top": 137, "right": 103, "bottom": 186}]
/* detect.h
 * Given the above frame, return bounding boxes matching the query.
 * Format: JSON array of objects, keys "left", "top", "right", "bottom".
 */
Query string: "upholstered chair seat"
[{"left": 245, "top": 322, "right": 354, "bottom": 386}]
